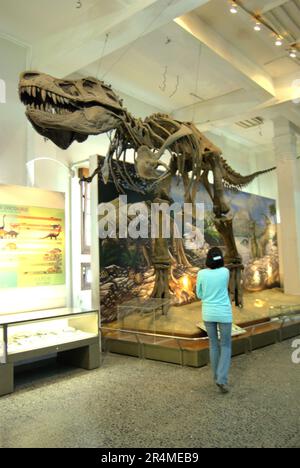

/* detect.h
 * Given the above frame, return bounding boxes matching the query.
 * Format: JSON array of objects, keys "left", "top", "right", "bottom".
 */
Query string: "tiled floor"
[{"left": 0, "top": 338, "right": 299, "bottom": 448}]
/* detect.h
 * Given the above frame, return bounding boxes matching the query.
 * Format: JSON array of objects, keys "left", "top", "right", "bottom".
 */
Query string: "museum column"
[{"left": 273, "top": 117, "right": 300, "bottom": 295}]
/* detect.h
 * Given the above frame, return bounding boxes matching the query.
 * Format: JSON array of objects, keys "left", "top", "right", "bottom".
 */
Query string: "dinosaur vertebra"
[{"left": 19, "top": 71, "right": 276, "bottom": 308}]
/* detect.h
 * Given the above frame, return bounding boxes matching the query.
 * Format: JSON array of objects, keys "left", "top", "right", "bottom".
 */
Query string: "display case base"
[
  {"left": 0, "top": 340, "right": 100, "bottom": 397},
  {"left": 58, "top": 342, "right": 100, "bottom": 370},
  {"left": 0, "top": 363, "right": 14, "bottom": 396},
  {"left": 102, "top": 320, "right": 300, "bottom": 368},
  {"left": 102, "top": 290, "right": 300, "bottom": 367}
]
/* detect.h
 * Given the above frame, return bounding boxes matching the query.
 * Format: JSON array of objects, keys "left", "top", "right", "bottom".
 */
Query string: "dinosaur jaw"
[
  {"left": 27, "top": 112, "right": 87, "bottom": 149},
  {"left": 20, "top": 84, "right": 120, "bottom": 149}
]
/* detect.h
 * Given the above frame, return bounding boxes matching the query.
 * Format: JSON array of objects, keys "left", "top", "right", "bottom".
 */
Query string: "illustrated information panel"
[{"left": 0, "top": 204, "right": 65, "bottom": 288}]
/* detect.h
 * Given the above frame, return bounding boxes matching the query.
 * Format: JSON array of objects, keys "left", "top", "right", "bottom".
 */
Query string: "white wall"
[
  {"left": 205, "top": 130, "right": 278, "bottom": 202},
  {"left": 0, "top": 37, "right": 28, "bottom": 186},
  {"left": 253, "top": 144, "right": 278, "bottom": 202}
]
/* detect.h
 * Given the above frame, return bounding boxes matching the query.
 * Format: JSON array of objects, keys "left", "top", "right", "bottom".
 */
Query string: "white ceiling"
[
  {"left": 1, "top": 0, "right": 300, "bottom": 147},
  {"left": 76, "top": 21, "right": 247, "bottom": 112},
  {"left": 0, "top": 0, "right": 151, "bottom": 44}
]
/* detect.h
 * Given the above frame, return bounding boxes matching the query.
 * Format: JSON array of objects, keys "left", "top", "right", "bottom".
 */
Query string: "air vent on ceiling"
[{"left": 235, "top": 117, "right": 264, "bottom": 129}]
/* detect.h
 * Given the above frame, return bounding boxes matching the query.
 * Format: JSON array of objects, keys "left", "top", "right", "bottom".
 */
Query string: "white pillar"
[{"left": 273, "top": 117, "right": 300, "bottom": 295}]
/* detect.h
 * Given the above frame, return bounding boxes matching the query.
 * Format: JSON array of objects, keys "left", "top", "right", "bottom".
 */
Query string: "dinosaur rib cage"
[
  {"left": 96, "top": 112, "right": 276, "bottom": 197},
  {"left": 104, "top": 113, "right": 204, "bottom": 198}
]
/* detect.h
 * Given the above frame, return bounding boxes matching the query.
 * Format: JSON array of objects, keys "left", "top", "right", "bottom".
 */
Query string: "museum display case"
[
  {"left": 0, "top": 308, "right": 100, "bottom": 396},
  {"left": 0, "top": 308, "right": 98, "bottom": 362}
]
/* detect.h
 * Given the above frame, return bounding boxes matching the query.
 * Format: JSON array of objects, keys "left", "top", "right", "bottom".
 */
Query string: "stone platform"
[{"left": 102, "top": 289, "right": 300, "bottom": 367}]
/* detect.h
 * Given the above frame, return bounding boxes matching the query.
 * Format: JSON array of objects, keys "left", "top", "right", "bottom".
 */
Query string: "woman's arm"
[{"left": 196, "top": 271, "right": 203, "bottom": 299}]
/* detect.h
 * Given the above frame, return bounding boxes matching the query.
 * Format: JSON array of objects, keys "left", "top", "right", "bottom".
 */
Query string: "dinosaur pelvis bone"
[{"left": 135, "top": 125, "right": 193, "bottom": 181}]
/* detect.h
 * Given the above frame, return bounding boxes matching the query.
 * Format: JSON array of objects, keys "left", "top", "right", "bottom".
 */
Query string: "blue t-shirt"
[{"left": 196, "top": 267, "right": 232, "bottom": 323}]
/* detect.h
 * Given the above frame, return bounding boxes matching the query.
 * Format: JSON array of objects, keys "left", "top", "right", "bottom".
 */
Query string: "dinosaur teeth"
[
  {"left": 41, "top": 89, "right": 47, "bottom": 102},
  {"left": 32, "top": 87, "right": 36, "bottom": 98},
  {"left": 52, "top": 93, "right": 57, "bottom": 104}
]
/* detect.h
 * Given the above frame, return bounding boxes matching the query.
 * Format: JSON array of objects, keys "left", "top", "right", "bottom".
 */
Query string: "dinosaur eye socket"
[
  {"left": 22, "top": 72, "right": 40, "bottom": 80},
  {"left": 58, "top": 82, "right": 80, "bottom": 96}
]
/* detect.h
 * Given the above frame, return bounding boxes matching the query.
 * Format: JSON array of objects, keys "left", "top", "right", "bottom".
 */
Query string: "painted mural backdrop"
[{"left": 98, "top": 158, "right": 279, "bottom": 323}]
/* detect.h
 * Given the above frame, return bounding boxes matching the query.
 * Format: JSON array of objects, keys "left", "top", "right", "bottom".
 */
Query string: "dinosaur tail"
[{"left": 220, "top": 157, "right": 276, "bottom": 190}]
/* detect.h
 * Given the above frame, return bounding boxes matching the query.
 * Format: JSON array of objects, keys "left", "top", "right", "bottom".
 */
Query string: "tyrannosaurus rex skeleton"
[{"left": 19, "top": 72, "right": 276, "bottom": 308}]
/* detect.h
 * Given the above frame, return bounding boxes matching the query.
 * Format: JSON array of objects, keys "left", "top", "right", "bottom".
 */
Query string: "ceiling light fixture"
[
  {"left": 230, "top": 2, "right": 238, "bottom": 14},
  {"left": 275, "top": 36, "right": 283, "bottom": 46},
  {"left": 254, "top": 21, "right": 261, "bottom": 31},
  {"left": 289, "top": 49, "right": 297, "bottom": 58}
]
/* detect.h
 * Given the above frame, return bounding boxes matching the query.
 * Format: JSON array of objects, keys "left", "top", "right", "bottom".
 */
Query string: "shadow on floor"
[{"left": 14, "top": 358, "right": 86, "bottom": 393}]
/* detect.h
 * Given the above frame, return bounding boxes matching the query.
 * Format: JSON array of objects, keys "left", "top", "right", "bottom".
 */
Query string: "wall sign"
[{"left": 0, "top": 204, "right": 65, "bottom": 288}]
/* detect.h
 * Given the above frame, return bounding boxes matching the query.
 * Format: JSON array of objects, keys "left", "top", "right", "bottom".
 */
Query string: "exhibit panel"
[{"left": 0, "top": 184, "right": 66, "bottom": 313}]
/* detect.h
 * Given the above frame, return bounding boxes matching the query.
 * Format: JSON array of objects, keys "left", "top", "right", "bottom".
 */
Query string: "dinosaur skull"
[{"left": 19, "top": 72, "right": 123, "bottom": 149}]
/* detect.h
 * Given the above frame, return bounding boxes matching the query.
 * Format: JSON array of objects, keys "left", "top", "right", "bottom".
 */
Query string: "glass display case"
[
  {"left": 0, "top": 308, "right": 100, "bottom": 396},
  {"left": 0, "top": 308, "right": 99, "bottom": 363}
]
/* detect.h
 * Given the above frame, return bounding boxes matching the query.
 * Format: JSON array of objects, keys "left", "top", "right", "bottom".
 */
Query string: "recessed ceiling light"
[
  {"left": 289, "top": 49, "right": 297, "bottom": 58},
  {"left": 230, "top": 2, "right": 238, "bottom": 14},
  {"left": 275, "top": 36, "right": 283, "bottom": 46}
]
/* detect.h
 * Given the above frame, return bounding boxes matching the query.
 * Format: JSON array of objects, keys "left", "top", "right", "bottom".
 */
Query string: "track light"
[
  {"left": 275, "top": 36, "right": 283, "bottom": 46},
  {"left": 230, "top": 2, "right": 238, "bottom": 14},
  {"left": 254, "top": 21, "right": 261, "bottom": 31},
  {"left": 289, "top": 49, "right": 297, "bottom": 58}
]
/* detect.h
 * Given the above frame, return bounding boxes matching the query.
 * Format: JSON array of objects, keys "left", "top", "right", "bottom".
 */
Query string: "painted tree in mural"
[{"left": 19, "top": 72, "right": 276, "bottom": 308}]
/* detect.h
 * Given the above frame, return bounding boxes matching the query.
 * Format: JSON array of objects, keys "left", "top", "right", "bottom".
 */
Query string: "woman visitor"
[{"left": 196, "top": 247, "right": 232, "bottom": 394}]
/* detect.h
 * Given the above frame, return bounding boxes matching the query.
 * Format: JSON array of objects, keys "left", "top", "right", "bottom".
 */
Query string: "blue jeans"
[{"left": 204, "top": 322, "right": 232, "bottom": 385}]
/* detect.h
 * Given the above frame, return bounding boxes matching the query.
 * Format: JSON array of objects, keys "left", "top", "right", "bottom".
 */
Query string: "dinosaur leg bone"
[
  {"left": 210, "top": 152, "right": 230, "bottom": 217},
  {"left": 213, "top": 215, "right": 241, "bottom": 264}
]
